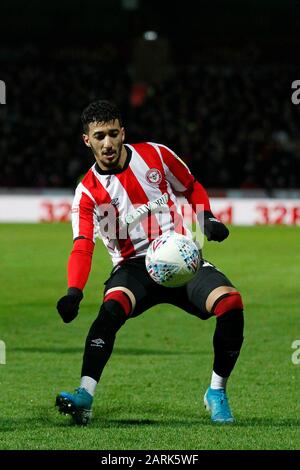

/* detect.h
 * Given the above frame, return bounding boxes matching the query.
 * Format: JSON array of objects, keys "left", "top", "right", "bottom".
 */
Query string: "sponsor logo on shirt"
[{"left": 124, "top": 193, "right": 169, "bottom": 225}]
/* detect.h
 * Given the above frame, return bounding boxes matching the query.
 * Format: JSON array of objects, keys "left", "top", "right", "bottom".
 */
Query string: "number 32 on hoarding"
[
  {"left": 255, "top": 205, "right": 300, "bottom": 225},
  {"left": 40, "top": 201, "right": 71, "bottom": 222}
]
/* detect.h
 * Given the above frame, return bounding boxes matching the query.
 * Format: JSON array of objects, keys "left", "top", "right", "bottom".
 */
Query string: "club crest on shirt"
[{"left": 145, "top": 168, "right": 162, "bottom": 185}]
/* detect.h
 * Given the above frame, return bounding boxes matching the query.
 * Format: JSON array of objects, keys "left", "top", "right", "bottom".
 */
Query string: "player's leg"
[
  {"left": 56, "top": 258, "right": 161, "bottom": 424},
  {"left": 203, "top": 284, "right": 244, "bottom": 423},
  {"left": 170, "top": 260, "right": 244, "bottom": 423},
  {"left": 81, "top": 286, "right": 135, "bottom": 385},
  {"left": 55, "top": 286, "right": 133, "bottom": 424},
  {"left": 205, "top": 285, "right": 244, "bottom": 389}
]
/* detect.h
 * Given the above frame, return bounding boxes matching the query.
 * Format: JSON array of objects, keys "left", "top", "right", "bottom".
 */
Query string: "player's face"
[{"left": 83, "top": 119, "right": 126, "bottom": 170}]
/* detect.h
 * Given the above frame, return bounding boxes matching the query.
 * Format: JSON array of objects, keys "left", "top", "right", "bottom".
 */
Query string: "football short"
[{"left": 103, "top": 256, "right": 234, "bottom": 320}]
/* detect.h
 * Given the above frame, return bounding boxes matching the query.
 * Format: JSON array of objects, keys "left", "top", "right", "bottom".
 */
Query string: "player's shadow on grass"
[
  {"left": 87, "top": 404, "right": 300, "bottom": 429},
  {"left": 14, "top": 346, "right": 202, "bottom": 356},
  {"left": 2, "top": 415, "right": 300, "bottom": 432},
  {"left": 91, "top": 416, "right": 209, "bottom": 428},
  {"left": 51, "top": 416, "right": 300, "bottom": 429}
]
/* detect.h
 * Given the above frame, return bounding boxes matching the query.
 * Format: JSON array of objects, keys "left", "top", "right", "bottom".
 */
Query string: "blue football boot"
[
  {"left": 56, "top": 387, "right": 93, "bottom": 425},
  {"left": 204, "top": 387, "right": 235, "bottom": 423}
]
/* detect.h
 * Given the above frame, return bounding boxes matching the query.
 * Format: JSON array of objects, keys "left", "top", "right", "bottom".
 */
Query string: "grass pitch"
[{"left": 0, "top": 224, "right": 299, "bottom": 450}]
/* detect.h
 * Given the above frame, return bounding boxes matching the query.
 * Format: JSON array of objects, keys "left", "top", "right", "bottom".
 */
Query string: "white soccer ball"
[{"left": 145, "top": 232, "right": 200, "bottom": 287}]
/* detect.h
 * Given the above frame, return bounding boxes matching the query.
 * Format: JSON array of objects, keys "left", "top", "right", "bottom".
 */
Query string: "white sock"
[
  {"left": 80, "top": 376, "right": 97, "bottom": 397},
  {"left": 210, "top": 371, "right": 228, "bottom": 390}
]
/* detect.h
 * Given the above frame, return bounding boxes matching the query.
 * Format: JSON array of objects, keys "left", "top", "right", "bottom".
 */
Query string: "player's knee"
[
  {"left": 96, "top": 288, "right": 135, "bottom": 334},
  {"left": 104, "top": 289, "right": 133, "bottom": 317},
  {"left": 104, "top": 288, "right": 135, "bottom": 316},
  {"left": 211, "top": 291, "right": 243, "bottom": 318},
  {"left": 93, "top": 298, "right": 128, "bottom": 336},
  {"left": 214, "top": 304, "right": 244, "bottom": 349}
]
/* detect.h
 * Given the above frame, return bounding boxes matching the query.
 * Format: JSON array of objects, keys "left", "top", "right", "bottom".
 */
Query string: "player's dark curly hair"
[{"left": 81, "top": 100, "right": 123, "bottom": 133}]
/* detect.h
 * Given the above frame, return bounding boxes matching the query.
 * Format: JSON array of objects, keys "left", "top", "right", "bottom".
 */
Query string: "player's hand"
[
  {"left": 203, "top": 210, "right": 229, "bottom": 242},
  {"left": 56, "top": 287, "right": 83, "bottom": 323}
]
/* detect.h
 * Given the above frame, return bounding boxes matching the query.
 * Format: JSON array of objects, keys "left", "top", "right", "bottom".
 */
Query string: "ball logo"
[
  {"left": 151, "top": 236, "right": 165, "bottom": 252},
  {"left": 146, "top": 168, "right": 162, "bottom": 185}
]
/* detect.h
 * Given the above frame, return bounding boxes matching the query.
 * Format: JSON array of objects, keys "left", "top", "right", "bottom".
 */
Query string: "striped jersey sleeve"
[
  {"left": 155, "top": 143, "right": 211, "bottom": 212},
  {"left": 155, "top": 144, "right": 195, "bottom": 193},
  {"left": 71, "top": 182, "right": 99, "bottom": 243}
]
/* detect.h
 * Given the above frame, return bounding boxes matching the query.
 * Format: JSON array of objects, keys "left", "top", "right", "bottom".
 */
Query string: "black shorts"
[{"left": 104, "top": 256, "right": 234, "bottom": 320}]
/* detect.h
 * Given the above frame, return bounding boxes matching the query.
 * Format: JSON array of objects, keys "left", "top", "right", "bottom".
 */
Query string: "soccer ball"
[{"left": 145, "top": 232, "right": 200, "bottom": 287}]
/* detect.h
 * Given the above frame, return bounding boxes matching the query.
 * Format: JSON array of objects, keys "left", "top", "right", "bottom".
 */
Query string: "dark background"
[{"left": 1, "top": 0, "right": 300, "bottom": 190}]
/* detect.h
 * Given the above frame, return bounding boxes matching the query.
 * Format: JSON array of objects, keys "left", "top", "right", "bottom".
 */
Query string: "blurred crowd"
[{"left": 1, "top": 43, "right": 300, "bottom": 190}]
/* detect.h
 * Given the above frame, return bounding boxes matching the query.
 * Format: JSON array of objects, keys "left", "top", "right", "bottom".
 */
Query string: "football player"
[{"left": 56, "top": 100, "right": 244, "bottom": 425}]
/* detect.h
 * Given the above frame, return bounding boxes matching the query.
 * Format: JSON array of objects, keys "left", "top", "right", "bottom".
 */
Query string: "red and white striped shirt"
[{"left": 67, "top": 142, "right": 211, "bottom": 289}]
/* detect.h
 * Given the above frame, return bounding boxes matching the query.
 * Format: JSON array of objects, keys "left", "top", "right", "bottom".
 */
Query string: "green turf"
[{"left": 0, "top": 224, "right": 300, "bottom": 450}]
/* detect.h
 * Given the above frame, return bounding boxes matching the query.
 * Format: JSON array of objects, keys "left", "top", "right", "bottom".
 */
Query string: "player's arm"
[
  {"left": 56, "top": 186, "right": 96, "bottom": 323},
  {"left": 158, "top": 144, "right": 229, "bottom": 242},
  {"left": 184, "top": 181, "right": 229, "bottom": 242}
]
